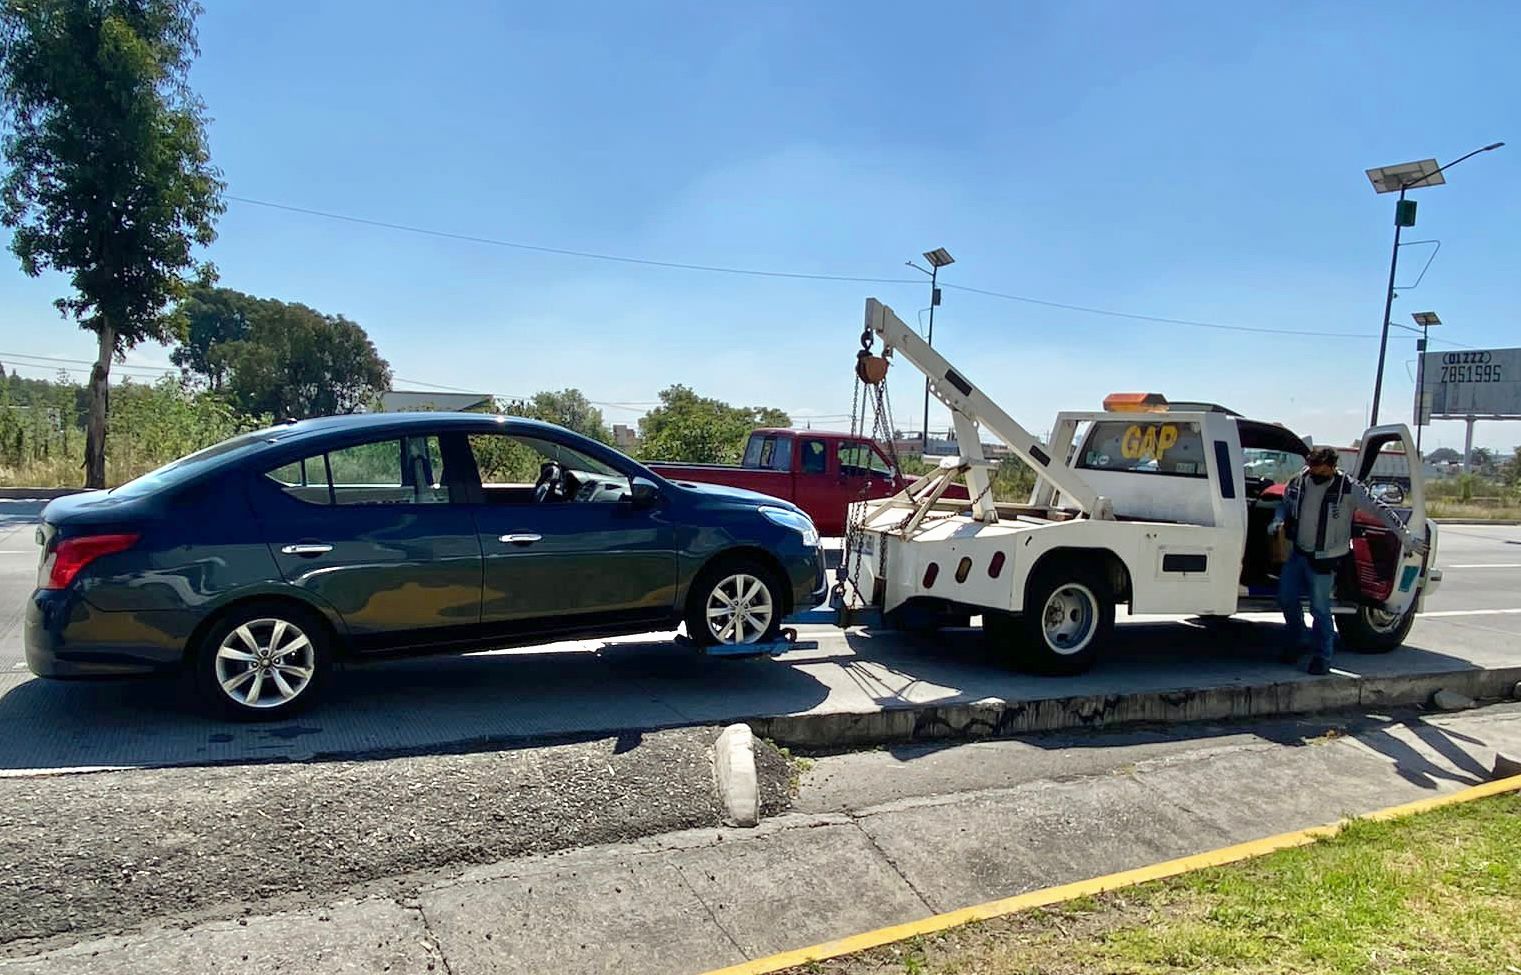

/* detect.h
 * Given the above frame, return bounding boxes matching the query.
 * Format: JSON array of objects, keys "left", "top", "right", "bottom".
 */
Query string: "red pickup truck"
[{"left": 648, "top": 429, "right": 916, "bottom": 536}]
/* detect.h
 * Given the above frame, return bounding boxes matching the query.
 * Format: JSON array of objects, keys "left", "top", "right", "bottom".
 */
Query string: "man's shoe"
[{"left": 1307, "top": 657, "right": 1331, "bottom": 676}]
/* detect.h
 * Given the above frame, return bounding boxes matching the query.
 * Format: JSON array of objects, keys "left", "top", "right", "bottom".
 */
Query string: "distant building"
[
  {"left": 376, "top": 390, "right": 493, "bottom": 413},
  {"left": 612, "top": 424, "right": 639, "bottom": 451}
]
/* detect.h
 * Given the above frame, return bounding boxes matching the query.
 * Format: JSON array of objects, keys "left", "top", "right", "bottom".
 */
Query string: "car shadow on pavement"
[
  {"left": 0, "top": 614, "right": 1496, "bottom": 775},
  {"left": 0, "top": 637, "right": 835, "bottom": 773}
]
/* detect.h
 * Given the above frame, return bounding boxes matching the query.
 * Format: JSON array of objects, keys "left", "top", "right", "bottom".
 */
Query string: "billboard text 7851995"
[{"left": 1417, "top": 348, "right": 1521, "bottom": 422}]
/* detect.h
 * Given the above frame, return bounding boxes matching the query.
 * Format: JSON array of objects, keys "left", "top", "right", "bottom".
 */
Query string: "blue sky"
[{"left": 1, "top": 0, "right": 1517, "bottom": 450}]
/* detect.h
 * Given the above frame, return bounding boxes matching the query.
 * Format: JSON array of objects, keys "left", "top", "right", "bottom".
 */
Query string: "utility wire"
[
  {"left": 1, "top": 351, "right": 176, "bottom": 378},
  {"left": 228, "top": 196, "right": 914, "bottom": 286},
  {"left": 228, "top": 194, "right": 1390, "bottom": 342}
]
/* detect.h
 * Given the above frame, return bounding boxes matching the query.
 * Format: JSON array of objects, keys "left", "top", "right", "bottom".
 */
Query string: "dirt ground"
[{"left": 0, "top": 726, "right": 792, "bottom": 954}]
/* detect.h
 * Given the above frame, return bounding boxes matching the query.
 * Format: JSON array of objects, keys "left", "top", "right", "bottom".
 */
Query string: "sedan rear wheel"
[
  {"left": 195, "top": 603, "right": 330, "bottom": 720},
  {"left": 215, "top": 618, "right": 317, "bottom": 709}
]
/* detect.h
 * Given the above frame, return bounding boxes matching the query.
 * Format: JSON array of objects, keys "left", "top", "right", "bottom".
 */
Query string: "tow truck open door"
[{"left": 1355, "top": 424, "right": 1427, "bottom": 616}]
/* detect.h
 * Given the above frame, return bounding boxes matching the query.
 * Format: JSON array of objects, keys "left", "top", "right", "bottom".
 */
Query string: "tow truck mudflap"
[{"left": 829, "top": 580, "right": 884, "bottom": 629}]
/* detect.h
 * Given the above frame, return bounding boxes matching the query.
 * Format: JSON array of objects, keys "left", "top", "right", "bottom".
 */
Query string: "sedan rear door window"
[{"left": 265, "top": 435, "right": 449, "bottom": 506}]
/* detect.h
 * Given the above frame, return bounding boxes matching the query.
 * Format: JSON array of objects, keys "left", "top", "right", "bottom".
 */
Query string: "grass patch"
[
  {"left": 779, "top": 792, "right": 1521, "bottom": 975},
  {"left": 773, "top": 744, "right": 816, "bottom": 796},
  {"left": 1428, "top": 500, "right": 1521, "bottom": 521}
]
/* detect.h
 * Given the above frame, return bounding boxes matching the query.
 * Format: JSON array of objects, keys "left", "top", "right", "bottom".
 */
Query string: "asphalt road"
[{"left": 1, "top": 500, "right": 1518, "bottom": 772}]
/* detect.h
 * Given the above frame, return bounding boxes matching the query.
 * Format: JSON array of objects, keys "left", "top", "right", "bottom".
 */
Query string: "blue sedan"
[{"left": 25, "top": 413, "right": 826, "bottom": 719}]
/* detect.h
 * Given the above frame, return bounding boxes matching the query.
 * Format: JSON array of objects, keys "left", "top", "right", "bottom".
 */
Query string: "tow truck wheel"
[
  {"left": 1335, "top": 605, "right": 1414, "bottom": 653},
  {"left": 992, "top": 564, "right": 1113, "bottom": 675}
]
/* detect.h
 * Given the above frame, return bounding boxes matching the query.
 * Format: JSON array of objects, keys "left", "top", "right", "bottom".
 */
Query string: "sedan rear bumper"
[{"left": 24, "top": 589, "right": 186, "bottom": 679}]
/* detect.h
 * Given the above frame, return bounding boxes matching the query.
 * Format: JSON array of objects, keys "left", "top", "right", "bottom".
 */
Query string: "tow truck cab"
[{"left": 1040, "top": 396, "right": 1436, "bottom": 620}]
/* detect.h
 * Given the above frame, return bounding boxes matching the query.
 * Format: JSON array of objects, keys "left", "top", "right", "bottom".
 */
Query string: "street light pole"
[
  {"left": 1369, "top": 184, "right": 1407, "bottom": 426},
  {"left": 1366, "top": 143, "right": 1503, "bottom": 425},
  {"left": 922, "top": 261, "right": 938, "bottom": 454},
  {"left": 908, "top": 248, "right": 954, "bottom": 455},
  {"left": 1410, "top": 311, "right": 1441, "bottom": 458}
]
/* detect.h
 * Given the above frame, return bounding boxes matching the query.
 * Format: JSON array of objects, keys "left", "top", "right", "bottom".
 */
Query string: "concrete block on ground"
[
  {"left": 0, "top": 899, "right": 436, "bottom": 975},
  {"left": 713, "top": 723, "right": 760, "bottom": 827},
  {"left": 1432, "top": 689, "right": 1477, "bottom": 712},
  {"left": 669, "top": 820, "right": 932, "bottom": 957},
  {"left": 419, "top": 854, "right": 745, "bottom": 975}
]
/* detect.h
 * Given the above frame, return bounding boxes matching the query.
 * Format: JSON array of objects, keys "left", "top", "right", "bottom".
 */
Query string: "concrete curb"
[
  {"left": 712, "top": 723, "right": 761, "bottom": 827},
  {"left": 1431, "top": 518, "right": 1521, "bottom": 526},
  {"left": 746, "top": 665, "right": 1521, "bottom": 750}
]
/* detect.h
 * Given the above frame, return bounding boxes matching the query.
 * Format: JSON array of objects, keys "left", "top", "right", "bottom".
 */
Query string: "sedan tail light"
[{"left": 40, "top": 533, "right": 140, "bottom": 590}]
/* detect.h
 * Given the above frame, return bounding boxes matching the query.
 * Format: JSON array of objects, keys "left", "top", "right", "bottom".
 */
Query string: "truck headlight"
[{"left": 760, "top": 506, "right": 820, "bottom": 547}]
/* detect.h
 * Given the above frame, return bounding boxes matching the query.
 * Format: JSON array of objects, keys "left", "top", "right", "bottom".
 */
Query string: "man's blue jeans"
[{"left": 1278, "top": 549, "right": 1337, "bottom": 661}]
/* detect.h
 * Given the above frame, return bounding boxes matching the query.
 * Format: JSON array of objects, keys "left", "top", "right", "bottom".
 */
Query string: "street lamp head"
[
  {"left": 923, "top": 247, "right": 955, "bottom": 268},
  {"left": 1482, "top": 142, "right": 1505, "bottom": 152},
  {"left": 1412, "top": 311, "right": 1442, "bottom": 327},
  {"left": 1366, "top": 159, "right": 1444, "bottom": 194}
]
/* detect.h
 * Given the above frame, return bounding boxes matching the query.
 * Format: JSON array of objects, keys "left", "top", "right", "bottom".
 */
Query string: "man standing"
[{"left": 1268, "top": 446, "right": 1428, "bottom": 675}]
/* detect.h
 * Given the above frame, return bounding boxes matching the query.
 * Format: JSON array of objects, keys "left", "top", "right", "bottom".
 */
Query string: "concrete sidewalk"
[{"left": 6, "top": 704, "right": 1519, "bottom": 975}]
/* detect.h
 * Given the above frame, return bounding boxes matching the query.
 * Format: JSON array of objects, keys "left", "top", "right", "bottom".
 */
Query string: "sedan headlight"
[{"left": 759, "top": 506, "right": 820, "bottom": 547}]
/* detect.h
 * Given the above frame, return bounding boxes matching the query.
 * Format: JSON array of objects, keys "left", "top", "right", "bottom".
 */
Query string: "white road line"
[
  {"left": 1445, "top": 563, "right": 1521, "bottom": 569},
  {"left": 1420, "top": 608, "right": 1521, "bottom": 618}
]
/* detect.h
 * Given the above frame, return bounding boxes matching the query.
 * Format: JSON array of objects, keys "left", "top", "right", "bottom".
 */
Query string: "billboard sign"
[{"left": 1417, "top": 348, "right": 1521, "bottom": 423}]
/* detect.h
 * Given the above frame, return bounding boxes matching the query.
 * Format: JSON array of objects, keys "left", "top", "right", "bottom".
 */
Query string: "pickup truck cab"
[{"left": 649, "top": 429, "right": 907, "bottom": 536}]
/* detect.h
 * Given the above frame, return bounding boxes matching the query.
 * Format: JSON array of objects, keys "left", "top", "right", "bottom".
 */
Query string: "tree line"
[
  {"left": 0, "top": 1, "right": 809, "bottom": 488},
  {"left": 0, "top": 352, "right": 799, "bottom": 486}
]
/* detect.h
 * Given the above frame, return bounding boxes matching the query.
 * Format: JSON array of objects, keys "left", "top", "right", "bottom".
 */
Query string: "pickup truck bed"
[{"left": 647, "top": 429, "right": 909, "bottom": 536}]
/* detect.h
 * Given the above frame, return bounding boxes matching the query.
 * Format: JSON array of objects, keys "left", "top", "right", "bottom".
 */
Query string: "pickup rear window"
[
  {"left": 1078, "top": 420, "right": 1208, "bottom": 479},
  {"left": 742, "top": 435, "right": 792, "bottom": 471}
]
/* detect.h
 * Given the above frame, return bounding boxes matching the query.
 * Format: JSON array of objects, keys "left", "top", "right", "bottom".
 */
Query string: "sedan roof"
[{"left": 263, "top": 411, "right": 554, "bottom": 445}]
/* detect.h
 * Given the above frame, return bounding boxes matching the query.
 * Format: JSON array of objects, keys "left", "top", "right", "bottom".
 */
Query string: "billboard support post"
[{"left": 1464, "top": 416, "right": 1477, "bottom": 473}]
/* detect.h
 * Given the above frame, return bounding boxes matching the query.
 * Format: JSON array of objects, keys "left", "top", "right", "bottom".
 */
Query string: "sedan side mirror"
[{"left": 628, "top": 476, "right": 660, "bottom": 507}]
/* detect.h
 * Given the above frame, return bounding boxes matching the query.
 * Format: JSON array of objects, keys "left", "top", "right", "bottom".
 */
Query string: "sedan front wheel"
[{"left": 686, "top": 559, "right": 783, "bottom": 647}]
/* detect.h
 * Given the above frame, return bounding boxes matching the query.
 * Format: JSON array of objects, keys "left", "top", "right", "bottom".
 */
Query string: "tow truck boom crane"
[{"left": 861, "top": 298, "right": 1108, "bottom": 521}]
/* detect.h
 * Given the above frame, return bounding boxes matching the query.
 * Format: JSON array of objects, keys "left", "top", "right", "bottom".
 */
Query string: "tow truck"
[{"left": 836, "top": 298, "right": 1441, "bottom": 674}]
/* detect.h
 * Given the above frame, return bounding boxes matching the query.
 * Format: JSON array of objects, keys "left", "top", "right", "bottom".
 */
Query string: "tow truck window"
[{"left": 1078, "top": 421, "right": 1208, "bottom": 478}]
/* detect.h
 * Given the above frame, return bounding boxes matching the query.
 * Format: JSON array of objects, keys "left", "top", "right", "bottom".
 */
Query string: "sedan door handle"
[
  {"left": 498, "top": 533, "right": 543, "bottom": 546},
  {"left": 281, "top": 543, "right": 333, "bottom": 557}
]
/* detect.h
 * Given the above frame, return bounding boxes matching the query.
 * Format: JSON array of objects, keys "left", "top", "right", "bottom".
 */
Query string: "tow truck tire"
[
  {"left": 992, "top": 563, "right": 1113, "bottom": 675},
  {"left": 1335, "top": 605, "right": 1414, "bottom": 653}
]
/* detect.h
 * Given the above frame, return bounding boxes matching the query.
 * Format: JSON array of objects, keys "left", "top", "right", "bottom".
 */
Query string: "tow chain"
[{"left": 837, "top": 324, "right": 897, "bottom": 608}]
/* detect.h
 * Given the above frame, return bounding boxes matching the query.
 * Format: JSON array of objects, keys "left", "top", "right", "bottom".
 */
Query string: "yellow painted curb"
[{"left": 701, "top": 773, "right": 1521, "bottom": 975}]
